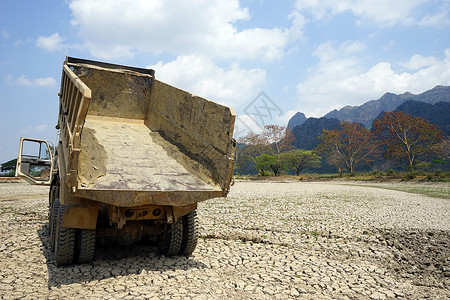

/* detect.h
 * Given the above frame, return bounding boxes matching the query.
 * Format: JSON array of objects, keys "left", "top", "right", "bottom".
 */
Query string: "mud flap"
[{"left": 61, "top": 204, "right": 99, "bottom": 230}]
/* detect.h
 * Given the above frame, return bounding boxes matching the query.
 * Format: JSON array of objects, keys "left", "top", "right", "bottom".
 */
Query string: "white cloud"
[
  {"left": 148, "top": 54, "right": 266, "bottom": 108},
  {"left": 68, "top": 0, "right": 305, "bottom": 60},
  {"left": 6, "top": 75, "right": 56, "bottom": 87},
  {"left": 234, "top": 115, "right": 262, "bottom": 138},
  {"left": 20, "top": 124, "right": 49, "bottom": 134},
  {"left": 418, "top": 10, "right": 450, "bottom": 27},
  {"left": 313, "top": 41, "right": 365, "bottom": 63},
  {"left": 34, "top": 124, "right": 48, "bottom": 132},
  {"left": 13, "top": 37, "right": 33, "bottom": 47},
  {"left": 399, "top": 54, "right": 440, "bottom": 70},
  {"left": 295, "top": 46, "right": 450, "bottom": 117},
  {"left": 295, "top": 0, "right": 447, "bottom": 27},
  {"left": 1, "top": 30, "right": 9, "bottom": 39},
  {"left": 36, "top": 32, "right": 64, "bottom": 52},
  {"left": 233, "top": 110, "right": 298, "bottom": 138}
]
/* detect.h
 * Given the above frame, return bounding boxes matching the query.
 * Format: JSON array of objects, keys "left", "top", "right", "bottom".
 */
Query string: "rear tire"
[
  {"left": 48, "top": 185, "right": 56, "bottom": 222},
  {"left": 157, "top": 218, "right": 183, "bottom": 256},
  {"left": 76, "top": 229, "right": 96, "bottom": 264},
  {"left": 179, "top": 210, "right": 198, "bottom": 256},
  {"left": 49, "top": 198, "right": 60, "bottom": 252},
  {"left": 54, "top": 204, "right": 76, "bottom": 266}
]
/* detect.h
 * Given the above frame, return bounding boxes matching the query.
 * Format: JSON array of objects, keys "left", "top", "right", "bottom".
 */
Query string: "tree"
[
  {"left": 262, "top": 125, "right": 296, "bottom": 176},
  {"left": 237, "top": 131, "right": 272, "bottom": 175},
  {"left": 282, "top": 150, "right": 321, "bottom": 175},
  {"left": 254, "top": 153, "right": 276, "bottom": 176},
  {"left": 373, "top": 112, "right": 443, "bottom": 170},
  {"left": 435, "top": 136, "right": 450, "bottom": 161},
  {"left": 234, "top": 144, "right": 253, "bottom": 175},
  {"left": 316, "top": 121, "right": 380, "bottom": 175},
  {"left": 325, "top": 152, "right": 345, "bottom": 177},
  {"left": 238, "top": 125, "right": 295, "bottom": 176}
]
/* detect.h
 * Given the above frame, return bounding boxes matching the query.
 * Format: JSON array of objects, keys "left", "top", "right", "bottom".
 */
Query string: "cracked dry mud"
[{"left": 0, "top": 180, "right": 449, "bottom": 299}]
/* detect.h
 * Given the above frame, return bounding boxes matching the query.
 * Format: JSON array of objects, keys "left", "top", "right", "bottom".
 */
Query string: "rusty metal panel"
[{"left": 61, "top": 203, "right": 99, "bottom": 230}]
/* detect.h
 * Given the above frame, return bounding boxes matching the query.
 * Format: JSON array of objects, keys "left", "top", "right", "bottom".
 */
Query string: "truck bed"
[
  {"left": 75, "top": 117, "right": 223, "bottom": 207},
  {"left": 58, "top": 57, "right": 235, "bottom": 207}
]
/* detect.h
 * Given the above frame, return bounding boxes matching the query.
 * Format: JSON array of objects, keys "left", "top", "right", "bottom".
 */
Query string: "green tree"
[
  {"left": 262, "top": 125, "right": 296, "bottom": 176},
  {"left": 238, "top": 125, "right": 295, "bottom": 176},
  {"left": 282, "top": 150, "right": 321, "bottom": 175},
  {"left": 254, "top": 153, "right": 276, "bottom": 176},
  {"left": 237, "top": 131, "right": 272, "bottom": 175}
]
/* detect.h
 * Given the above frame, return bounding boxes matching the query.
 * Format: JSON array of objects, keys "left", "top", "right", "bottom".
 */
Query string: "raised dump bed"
[{"left": 17, "top": 57, "right": 236, "bottom": 265}]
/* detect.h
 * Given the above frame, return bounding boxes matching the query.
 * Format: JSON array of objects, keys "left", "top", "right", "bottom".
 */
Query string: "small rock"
[
  {"left": 290, "top": 288, "right": 300, "bottom": 297},
  {"left": 369, "top": 292, "right": 386, "bottom": 300}
]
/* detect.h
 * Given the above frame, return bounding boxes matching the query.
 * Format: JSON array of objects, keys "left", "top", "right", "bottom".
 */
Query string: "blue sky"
[{"left": 1, "top": 0, "right": 450, "bottom": 163}]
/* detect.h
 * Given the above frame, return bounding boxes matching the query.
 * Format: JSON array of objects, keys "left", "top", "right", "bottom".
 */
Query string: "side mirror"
[{"left": 16, "top": 137, "right": 53, "bottom": 185}]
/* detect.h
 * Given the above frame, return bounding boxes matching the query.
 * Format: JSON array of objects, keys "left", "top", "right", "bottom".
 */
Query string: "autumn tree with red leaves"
[
  {"left": 373, "top": 111, "right": 443, "bottom": 170},
  {"left": 316, "top": 121, "right": 380, "bottom": 175},
  {"left": 436, "top": 136, "right": 450, "bottom": 161}
]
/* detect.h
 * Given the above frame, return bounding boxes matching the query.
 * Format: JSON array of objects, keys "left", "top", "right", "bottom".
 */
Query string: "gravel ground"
[{"left": 0, "top": 180, "right": 449, "bottom": 299}]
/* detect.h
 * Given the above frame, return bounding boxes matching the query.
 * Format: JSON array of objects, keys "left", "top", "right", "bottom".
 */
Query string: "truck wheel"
[
  {"left": 49, "top": 198, "right": 60, "bottom": 252},
  {"left": 179, "top": 210, "right": 198, "bottom": 256},
  {"left": 157, "top": 218, "right": 183, "bottom": 256},
  {"left": 76, "top": 229, "right": 96, "bottom": 264},
  {"left": 48, "top": 185, "right": 56, "bottom": 223},
  {"left": 54, "top": 204, "right": 76, "bottom": 266}
]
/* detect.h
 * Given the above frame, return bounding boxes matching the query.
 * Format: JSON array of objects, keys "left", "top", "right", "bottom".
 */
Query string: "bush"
[
  {"left": 387, "top": 169, "right": 395, "bottom": 176},
  {"left": 369, "top": 171, "right": 383, "bottom": 178},
  {"left": 404, "top": 172, "right": 416, "bottom": 180}
]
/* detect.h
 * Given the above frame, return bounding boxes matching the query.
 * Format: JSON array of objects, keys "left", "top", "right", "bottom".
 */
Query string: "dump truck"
[{"left": 16, "top": 57, "right": 236, "bottom": 266}]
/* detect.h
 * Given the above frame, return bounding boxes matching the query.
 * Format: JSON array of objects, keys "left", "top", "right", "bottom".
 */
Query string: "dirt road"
[{"left": 0, "top": 181, "right": 449, "bottom": 299}]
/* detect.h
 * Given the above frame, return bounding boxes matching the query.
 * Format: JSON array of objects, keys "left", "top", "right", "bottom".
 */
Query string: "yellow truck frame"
[{"left": 17, "top": 57, "right": 236, "bottom": 265}]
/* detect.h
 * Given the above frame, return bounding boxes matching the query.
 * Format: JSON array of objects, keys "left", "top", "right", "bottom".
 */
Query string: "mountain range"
[
  {"left": 288, "top": 85, "right": 450, "bottom": 150},
  {"left": 288, "top": 85, "right": 450, "bottom": 130}
]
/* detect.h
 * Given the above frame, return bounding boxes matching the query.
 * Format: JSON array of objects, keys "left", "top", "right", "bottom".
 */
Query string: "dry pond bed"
[{"left": 0, "top": 180, "right": 449, "bottom": 299}]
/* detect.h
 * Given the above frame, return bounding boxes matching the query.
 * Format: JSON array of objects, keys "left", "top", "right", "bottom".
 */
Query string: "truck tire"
[
  {"left": 179, "top": 210, "right": 198, "bottom": 256},
  {"left": 54, "top": 204, "right": 76, "bottom": 266},
  {"left": 48, "top": 185, "right": 56, "bottom": 222},
  {"left": 157, "top": 218, "right": 183, "bottom": 256},
  {"left": 76, "top": 229, "right": 96, "bottom": 264},
  {"left": 49, "top": 198, "right": 60, "bottom": 252}
]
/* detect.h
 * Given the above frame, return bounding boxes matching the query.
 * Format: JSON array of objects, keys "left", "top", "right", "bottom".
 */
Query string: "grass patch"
[
  {"left": 234, "top": 171, "right": 450, "bottom": 183},
  {"left": 355, "top": 183, "right": 450, "bottom": 200}
]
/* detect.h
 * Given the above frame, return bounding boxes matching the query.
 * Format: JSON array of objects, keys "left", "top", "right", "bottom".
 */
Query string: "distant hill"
[
  {"left": 391, "top": 100, "right": 450, "bottom": 135},
  {"left": 286, "top": 85, "right": 450, "bottom": 153},
  {"left": 323, "top": 85, "right": 450, "bottom": 128},
  {"left": 287, "top": 112, "right": 307, "bottom": 131},
  {"left": 291, "top": 117, "right": 340, "bottom": 150}
]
